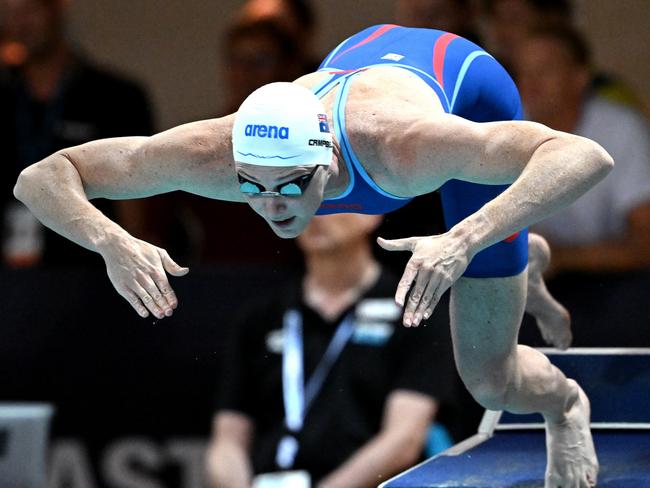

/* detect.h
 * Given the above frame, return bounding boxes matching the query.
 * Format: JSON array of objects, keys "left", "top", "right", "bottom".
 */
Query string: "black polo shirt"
[
  {"left": 0, "top": 56, "right": 152, "bottom": 267},
  {"left": 216, "top": 268, "right": 461, "bottom": 482}
]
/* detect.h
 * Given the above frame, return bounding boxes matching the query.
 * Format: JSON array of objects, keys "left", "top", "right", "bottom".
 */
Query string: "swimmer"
[{"left": 15, "top": 25, "right": 610, "bottom": 487}]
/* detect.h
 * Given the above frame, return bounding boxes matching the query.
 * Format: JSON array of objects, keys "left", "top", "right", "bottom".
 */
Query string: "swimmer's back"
[
  {"left": 313, "top": 25, "right": 529, "bottom": 278},
  {"left": 319, "top": 24, "right": 522, "bottom": 122}
]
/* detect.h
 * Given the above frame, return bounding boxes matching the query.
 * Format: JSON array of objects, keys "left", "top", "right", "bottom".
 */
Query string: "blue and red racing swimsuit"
[{"left": 313, "top": 24, "right": 528, "bottom": 278}]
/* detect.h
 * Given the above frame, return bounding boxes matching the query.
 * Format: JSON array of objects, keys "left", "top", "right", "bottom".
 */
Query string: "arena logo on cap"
[{"left": 244, "top": 124, "right": 289, "bottom": 139}]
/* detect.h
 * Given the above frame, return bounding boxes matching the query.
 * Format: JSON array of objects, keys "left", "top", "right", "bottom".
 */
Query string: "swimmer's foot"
[
  {"left": 526, "top": 233, "right": 572, "bottom": 349},
  {"left": 544, "top": 381, "right": 598, "bottom": 488},
  {"left": 528, "top": 284, "right": 572, "bottom": 349}
]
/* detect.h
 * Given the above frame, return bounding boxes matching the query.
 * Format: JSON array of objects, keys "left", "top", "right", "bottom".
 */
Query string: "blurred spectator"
[
  {"left": 479, "top": 0, "right": 640, "bottom": 108},
  {"left": 591, "top": 70, "right": 643, "bottom": 110},
  {"left": 221, "top": 19, "right": 310, "bottom": 115},
  {"left": 148, "top": 17, "right": 314, "bottom": 266},
  {"left": 395, "top": 0, "right": 481, "bottom": 43},
  {"left": 480, "top": 0, "right": 572, "bottom": 70},
  {"left": 236, "top": 0, "right": 319, "bottom": 72},
  {"left": 514, "top": 27, "right": 650, "bottom": 274},
  {"left": 206, "top": 213, "right": 465, "bottom": 488},
  {"left": 0, "top": 0, "right": 153, "bottom": 268}
]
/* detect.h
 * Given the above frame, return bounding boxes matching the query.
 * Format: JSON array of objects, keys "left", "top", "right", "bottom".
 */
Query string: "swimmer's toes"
[
  {"left": 545, "top": 386, "right": 598, "bottom": 488},
  {"left": 545, "top": 469, "right": 595, "bottom": 488},
  {"left": 586, "top": 469, "right": 598, "bottom": 487}
]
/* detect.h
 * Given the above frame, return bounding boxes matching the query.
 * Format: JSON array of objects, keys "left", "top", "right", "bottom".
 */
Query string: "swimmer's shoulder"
[
  {"left": 346, "top": 68, "right": 449, "bottom": 196},
  {"left": 293, "top": 67, "right": 444, "bottom": 115},
  {"left": 293, "top": 69, "right": 450, "bottom": 196}
]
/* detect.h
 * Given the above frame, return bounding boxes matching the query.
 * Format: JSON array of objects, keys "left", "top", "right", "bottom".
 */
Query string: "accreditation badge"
[{"left": 253, "top": 470, "right": 311, "bottom": 488}]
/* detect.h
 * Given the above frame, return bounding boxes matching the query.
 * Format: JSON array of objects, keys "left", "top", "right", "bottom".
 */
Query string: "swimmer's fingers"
[
  {"left": 136, "top": 271, "right": 174, "bottom": 318},
  {"left": 131, "top": 278, "right": 166, "bottom": 320},
  {"left": 379, "top": 233, "right": 469, "bottom": 320},
  {"left": 100, "top": 236, "right": 187, "bottom": 319},
  {"left": 377, "top": 236, "right": 418, "bottom": 253},
  {"left": 394, "top": 259, "right": 419, "bottom": 308},
  {"left": 151, "top": 271, "right": 179, "bottom": 311},
  {"left": 413, "top": 270, "right": 453, "bottom": 326},
  {"left": 118, "top": 287, "right": 150, "bottom": 319},
  {"left": 377, "top": 236, "right": 420, "bottom": 307},
  {"left": 150, "top": 248, "right": 183, "bottom": 311},
  {"left": 134, "top": 248, "right": 186, "bottom": 317},
  {"left": 158, "top": 248, "right": 189, "bottom": 277},
  {"left": 404, "top": 267, "right": 441, "bottom": 327},
  {"left": 404, "top": 261, "right": 444, "bottom": 327}
]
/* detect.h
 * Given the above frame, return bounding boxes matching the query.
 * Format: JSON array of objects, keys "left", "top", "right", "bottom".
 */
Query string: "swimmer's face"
[{"left": 235, "top": 163, "right": 329, "bottom": 238}]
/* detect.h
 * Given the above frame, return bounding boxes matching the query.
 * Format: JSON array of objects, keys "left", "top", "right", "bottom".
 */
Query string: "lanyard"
[{"left": 277, "top": 308, "right": 355, "bottom": 468}]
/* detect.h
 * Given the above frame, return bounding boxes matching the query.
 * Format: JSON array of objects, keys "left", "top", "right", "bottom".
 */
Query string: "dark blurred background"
[
  {"left": 0, "top": 1, "right": 648, "bottom": 487},
  {"left": 62, "top": 0, "right": 650, "bottom": 130}
]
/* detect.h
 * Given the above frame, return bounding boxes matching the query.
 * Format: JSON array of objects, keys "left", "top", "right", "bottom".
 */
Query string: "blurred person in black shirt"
[
  {"left": 0, "top": 0, "right": 153, "bottom": 267},
  {"left": 206, "top": 213, "right": 467, "bottom": 488},
  {"left": 236, "top": 0, "right": 319, "bottom": 73}
]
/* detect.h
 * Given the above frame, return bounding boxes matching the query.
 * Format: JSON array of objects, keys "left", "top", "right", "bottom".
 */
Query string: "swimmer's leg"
[
  {"left": 526, "top": 233, "right": 572, "bottom": 349},
  {"left": 450, "top": 272, "right": 598, "bottom": 488}
]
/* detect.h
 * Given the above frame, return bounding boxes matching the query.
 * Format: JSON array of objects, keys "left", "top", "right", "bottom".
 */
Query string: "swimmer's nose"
[{"left": 261, "top": 197, "right": 287, "bottom": 217}]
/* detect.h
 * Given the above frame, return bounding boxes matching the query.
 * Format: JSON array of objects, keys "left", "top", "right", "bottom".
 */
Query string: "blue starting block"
[{"left": 381, "top": 348, "right": 650, "bottom": 488}]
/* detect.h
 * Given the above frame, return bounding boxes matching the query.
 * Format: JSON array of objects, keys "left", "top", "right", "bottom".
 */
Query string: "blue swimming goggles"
[{"left": 238, "top": 167, "right": 318, "bottom": 197}]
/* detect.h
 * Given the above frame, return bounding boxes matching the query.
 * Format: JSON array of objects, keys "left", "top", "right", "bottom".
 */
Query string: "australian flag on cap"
[{"left": 318, "top": 114, "right": 330, "bottom": 133}]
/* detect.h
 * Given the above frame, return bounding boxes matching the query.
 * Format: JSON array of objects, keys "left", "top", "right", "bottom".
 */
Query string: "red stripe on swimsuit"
[
  {"left": 432, "top": 33, "right": 459, "bottom": 89},
  {"left": 330, "top": 24, "right": 399, "bottom": 64},
  {"left": 504, "top": 232, "right": 521, "bottom": 243}
]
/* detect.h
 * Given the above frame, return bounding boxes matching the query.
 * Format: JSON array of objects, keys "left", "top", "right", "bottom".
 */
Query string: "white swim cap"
[{"left": 232, "top": 82, "right": 333, "bottom": 167}]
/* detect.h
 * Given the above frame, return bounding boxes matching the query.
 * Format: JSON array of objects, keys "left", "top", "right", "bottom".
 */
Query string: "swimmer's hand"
[
  {"left": 377, "top": 233, "right": 469, "bottom": 327},
  {"left": 98, "top": 234, "right": 189, "bottom": 319}
]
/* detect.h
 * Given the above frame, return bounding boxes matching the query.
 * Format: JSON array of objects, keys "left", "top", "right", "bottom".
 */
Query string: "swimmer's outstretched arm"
[
  {"left": 14, "top": 116, "right": 241, "bottom": 319},
  {"left": 378, "top": 114, "right": 614, "bottom": 326}
]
